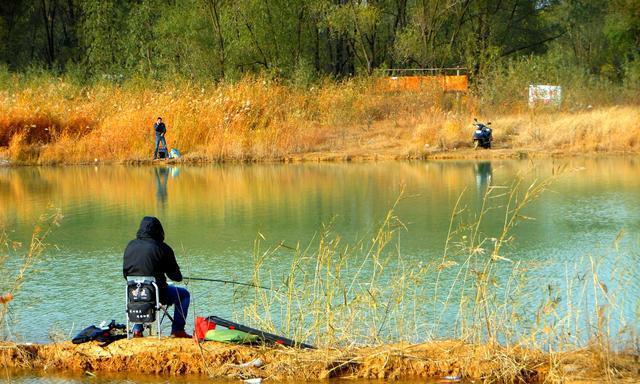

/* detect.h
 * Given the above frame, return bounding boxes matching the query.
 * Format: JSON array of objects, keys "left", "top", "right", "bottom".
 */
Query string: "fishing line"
[{"left": 183, "top": 276, "right": 275, "bottom": 291}]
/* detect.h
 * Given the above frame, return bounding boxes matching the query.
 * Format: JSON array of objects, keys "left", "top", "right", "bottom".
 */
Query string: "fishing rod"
[{"left": 183, "top": 276, "right": 275, "bottom": 291}]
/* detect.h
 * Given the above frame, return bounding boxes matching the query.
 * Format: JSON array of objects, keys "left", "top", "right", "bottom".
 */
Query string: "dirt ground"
[{"left": 2, "top": 339, "right": 638, "bottom": 382}]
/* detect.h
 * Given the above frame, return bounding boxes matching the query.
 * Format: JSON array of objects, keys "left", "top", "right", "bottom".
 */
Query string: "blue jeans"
[
  {"left": 133, "top": 285, "right": 190, "bottom": 334},
  {"left": 154, "top": 134, "right": 167, "bottom": 158}
]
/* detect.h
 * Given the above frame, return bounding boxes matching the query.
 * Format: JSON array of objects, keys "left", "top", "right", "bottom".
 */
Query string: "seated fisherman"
[{"left": 123, "top": 216, "right": 191, "bottom": 338}]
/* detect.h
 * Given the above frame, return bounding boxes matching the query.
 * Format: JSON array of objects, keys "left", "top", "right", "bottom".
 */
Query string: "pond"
[{"left": 1, "top": 159, "right": 638, "bottom": 353}]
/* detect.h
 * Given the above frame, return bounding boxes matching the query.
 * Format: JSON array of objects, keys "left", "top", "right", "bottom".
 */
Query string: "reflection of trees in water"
[
  {"left": 0, "top": 167, "right": 54, "bottom": 228},
  {"left": 1, "top": 158, "right": 640, "bottom": 230},
  {"left": 1, "top": 167, "right": 53, "bottom": 195}
]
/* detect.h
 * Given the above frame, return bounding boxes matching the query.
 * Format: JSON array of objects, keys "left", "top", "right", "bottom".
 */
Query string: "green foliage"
[
  {"left": 623, "top": 55, "right": 640, "bottom": 88},
  {"left": 604, "top": 0, "right": 640, "bottom": 65},
  {"left": 0, "top": 64, "right": 10, "bottom": 89},
  {"left": 0, "top": 0, "right": 637, "bottom": 87},
  {"left": 80, "top": 0, "right": 130, "bottom": 76}
]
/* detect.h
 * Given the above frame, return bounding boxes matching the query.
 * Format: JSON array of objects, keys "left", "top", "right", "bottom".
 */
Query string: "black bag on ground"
[
  {"left": 72, "top": 325, "right": 105, "bottom": 344},
  {"left": 72, "top": 323, "right": 127, "bottom": 346},
  {"left": 158, "top": 146, "right": 168, "bottom": 159}
]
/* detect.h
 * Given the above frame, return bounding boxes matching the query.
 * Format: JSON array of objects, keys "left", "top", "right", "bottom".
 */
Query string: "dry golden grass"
[
  {"left": 495, "top": 107, "right": 640, "bottom": 152},
  {"left": 3, "top": 76, "right": 637, "bottom": 164}
]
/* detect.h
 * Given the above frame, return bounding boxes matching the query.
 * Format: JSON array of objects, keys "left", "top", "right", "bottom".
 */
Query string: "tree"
[
  {"left": 80, "top": 0, "right": 129, "bottom": 75},
  {"left": 0, "top": 0, "right": 637, "bottom": 83}
]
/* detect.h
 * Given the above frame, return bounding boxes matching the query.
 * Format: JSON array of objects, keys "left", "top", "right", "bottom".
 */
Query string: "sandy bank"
[
  {"left": 70, "top": 148, "right": 640, "bottom": 167},
  {"left": 2, "top": 339, "right": 638, "bottom": 382}
]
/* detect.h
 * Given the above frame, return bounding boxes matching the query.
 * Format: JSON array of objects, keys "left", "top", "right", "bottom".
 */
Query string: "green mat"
[{"left": 204, "top": 329, "right": 260, "bottom": 344}]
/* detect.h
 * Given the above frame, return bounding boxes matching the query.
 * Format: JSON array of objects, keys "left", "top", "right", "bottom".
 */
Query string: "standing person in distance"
[{"left": 153, "top": 117, "right": 167, "bottom": 160}]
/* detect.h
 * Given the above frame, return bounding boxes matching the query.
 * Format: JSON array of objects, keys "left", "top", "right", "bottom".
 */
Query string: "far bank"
[{"left": 1, "top": 78, "right": 639, "bottom": 165}]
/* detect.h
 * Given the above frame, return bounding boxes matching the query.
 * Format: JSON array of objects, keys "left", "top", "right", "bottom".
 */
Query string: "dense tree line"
[{"left": 0, "top": 0, "right": 638, "bottom": 82}]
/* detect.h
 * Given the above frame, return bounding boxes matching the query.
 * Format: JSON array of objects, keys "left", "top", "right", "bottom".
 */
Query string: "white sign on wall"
[{"left": 528, "top": 85, "right": 562, "bottom": 108}]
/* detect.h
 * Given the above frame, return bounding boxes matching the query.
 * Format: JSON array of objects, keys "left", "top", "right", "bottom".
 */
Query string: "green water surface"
[{"left": 1, "top": 159, "right": 638, "bottom": 350}]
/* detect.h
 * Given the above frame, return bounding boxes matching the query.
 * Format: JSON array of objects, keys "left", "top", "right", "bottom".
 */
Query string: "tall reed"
[
  {"left": 237, "top": 166, "right": 638, "bottom": 381},
  {"left": 0, "top": 207, "right": 62, "bottom": 339}
]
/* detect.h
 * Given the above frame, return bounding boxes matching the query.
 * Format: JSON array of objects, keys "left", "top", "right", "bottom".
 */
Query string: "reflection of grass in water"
[
  {"left": 239, "top": 167, "right": 638, "bottom": 381},
  {"left": 0, "top": 207, "right": 62, "bottom": 339},
  {"left": 3, "top": 158, "right": 640, "bottom": 237}
]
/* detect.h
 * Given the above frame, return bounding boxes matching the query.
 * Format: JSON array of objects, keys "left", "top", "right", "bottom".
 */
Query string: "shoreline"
[
  {"left": 2, "top": 148, "right": 639, "bottom": 167},
  {"left": 2, "top": 339, "right": 638, "bottom": 382}
]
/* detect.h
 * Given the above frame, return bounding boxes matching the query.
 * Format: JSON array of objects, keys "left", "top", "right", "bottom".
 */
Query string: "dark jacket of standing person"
[
  {"left": 154, "top": 121, "right": 166, "bottom": 135},
  {"left": 123, "top": 216, "right": 182, "bottom": 301}
]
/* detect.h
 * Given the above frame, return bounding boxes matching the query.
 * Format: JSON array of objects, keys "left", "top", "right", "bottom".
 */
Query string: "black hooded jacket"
[{"left": 123, "top": 217, "right": 182, "bottom": 297}]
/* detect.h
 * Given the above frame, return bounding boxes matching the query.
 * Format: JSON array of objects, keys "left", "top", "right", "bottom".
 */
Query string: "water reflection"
[
  {"left": 474, "top": 161, "right": 492, "bottom": 191},
  {"left": 153, "top": 166, "right": 180, "bottom": 207},
  {"left": 0, "top": 159, "right": 638, "bottom": 259},
  {"left": 5, "top": 370, "right": 234, "bottom": 384},
  {"left": 6, "top": 370, "right": 439, "bottom": 384},
  {"left": 2, "top": 159, "right": 640, "bottom": 232},
  {"left": 154, "top": 167, "right": 169, "bottom": 206}
]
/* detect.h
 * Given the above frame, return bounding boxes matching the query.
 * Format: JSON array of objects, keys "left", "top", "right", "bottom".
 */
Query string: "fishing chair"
[{"left": 125, "top": 276, "right": 171, "bottom": 338}]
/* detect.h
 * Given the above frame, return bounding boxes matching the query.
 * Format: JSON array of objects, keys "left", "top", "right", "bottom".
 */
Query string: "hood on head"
[{"left": 136, "top": 216, "right": 165, "bottom": 242}]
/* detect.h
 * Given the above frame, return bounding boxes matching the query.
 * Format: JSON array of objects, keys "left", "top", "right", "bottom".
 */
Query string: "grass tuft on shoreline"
[{"left": 0, "top": 207, "right": 62, "bottom": 338}]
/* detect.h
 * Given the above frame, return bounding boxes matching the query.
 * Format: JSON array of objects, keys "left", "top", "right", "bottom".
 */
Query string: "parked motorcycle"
[{"left": 472, "top": 118, "right": 493, "bottom": 149}]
